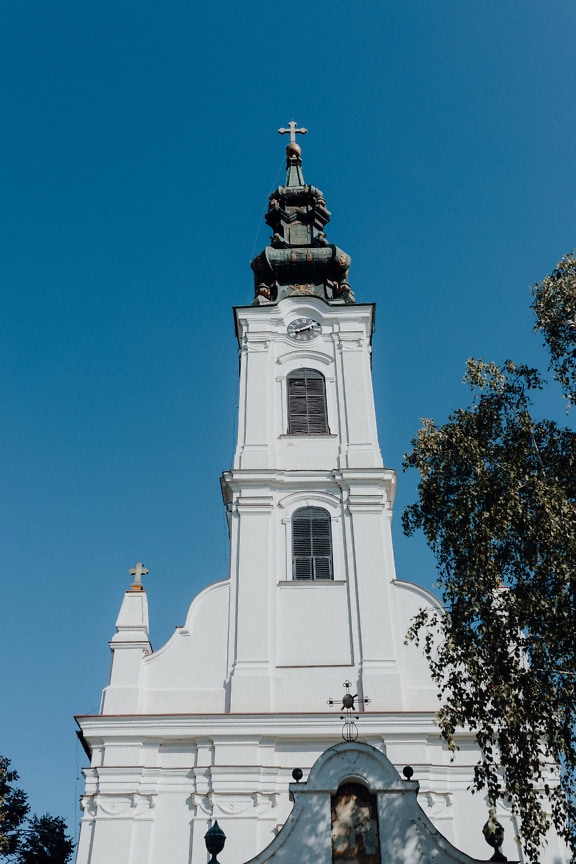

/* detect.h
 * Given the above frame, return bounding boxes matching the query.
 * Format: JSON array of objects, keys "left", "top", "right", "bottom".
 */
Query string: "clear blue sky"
[{"left": 1, "top": 0, "right": 575, "bottom": 843}]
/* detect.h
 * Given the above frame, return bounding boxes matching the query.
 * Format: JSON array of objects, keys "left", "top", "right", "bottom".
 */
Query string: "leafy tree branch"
[{"left": 404, "top": 254, "right": 576, "bottom": 862}]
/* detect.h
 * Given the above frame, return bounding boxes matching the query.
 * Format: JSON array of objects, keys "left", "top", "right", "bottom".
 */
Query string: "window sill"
[
  {"left": 277, "top": 580, "right": 346, "bottom": 586},
  {"left": 279, "top": 433, "right": 337, "bottom": 438}
]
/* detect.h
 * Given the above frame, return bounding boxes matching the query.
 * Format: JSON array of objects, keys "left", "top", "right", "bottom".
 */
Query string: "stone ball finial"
[{"left": 286, "top": 142, "right": 301, "bottom": 158}]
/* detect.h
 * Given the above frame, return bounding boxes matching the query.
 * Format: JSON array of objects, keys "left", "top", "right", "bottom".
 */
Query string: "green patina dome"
[{"left": 251, "top": 126, "right": 354, "bottom": 305}]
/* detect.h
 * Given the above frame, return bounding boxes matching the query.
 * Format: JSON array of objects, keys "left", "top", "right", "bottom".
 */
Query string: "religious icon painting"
[{"left": 331, "top": 783, "right": 381, "bottom": 864}]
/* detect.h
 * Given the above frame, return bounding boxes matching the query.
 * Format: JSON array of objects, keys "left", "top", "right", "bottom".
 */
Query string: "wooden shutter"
[
  {"left": 288, "top": 369, "right": 329, "bottom": 434},
  {"left": 292, "top": 507, "right": 333, "bottom": 580}
]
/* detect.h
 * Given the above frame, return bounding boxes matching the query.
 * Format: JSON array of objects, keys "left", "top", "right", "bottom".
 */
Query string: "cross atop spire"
[
  {"left": 277, "top": 120, "right": 307, "bottom": 188},
  {"left": 129, "top": 562, "right": 149, "bottom": 591},
  {"left": 278, "top": 120, "right": 308, "bottom": 145}
]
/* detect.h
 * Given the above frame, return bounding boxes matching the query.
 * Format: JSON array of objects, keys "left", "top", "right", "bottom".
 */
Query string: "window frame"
[
  {"left": 286, "top": 368, "right": 330, "bottom": 435},
  {"left": 291, "top": 506, "right": 334, "bottom": 581}
]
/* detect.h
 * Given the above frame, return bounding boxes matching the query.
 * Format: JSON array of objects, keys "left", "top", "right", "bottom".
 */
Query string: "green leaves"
[
  {"left": 533, "top": 252, "right": 576, "bottom": 406},
  {"left": 0, "top": 758, "right": 29, "bottom": 858},
  {"left": 404, "top": 347, "right": 576, "bottom": 862},
  {"left": 16, "top": 816, "right": 74, "bottom": 864}
]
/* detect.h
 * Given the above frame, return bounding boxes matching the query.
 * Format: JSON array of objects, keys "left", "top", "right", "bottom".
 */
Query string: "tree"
[
  {"left": 533, "top": 252, "right": 576, "bottom": 407},
  {"left": 403, "top": 253, "right": 576, "bottom": 863},
  {"left": 0, "top": 758, "right": 29, "bottom": 858},
  {"left": 0, "top": 758, "right": 73, "bottom": 864},
  {"left": 15, "top": 817, "right": 74, "bottom": 864}
]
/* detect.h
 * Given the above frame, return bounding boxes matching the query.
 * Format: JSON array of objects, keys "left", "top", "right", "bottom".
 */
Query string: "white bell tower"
[
  {"left": 222, "top": 296, "right": 407, "bottom": 714},
  {"left": 220, "top": 132, "right": 420, "bottom": 717}
]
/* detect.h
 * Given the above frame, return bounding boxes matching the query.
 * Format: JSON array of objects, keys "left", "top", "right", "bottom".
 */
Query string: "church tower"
[
  {"left": 221, "top": 125, "right": 421, "bottom": 716},
  {"left": 74, "top": 128, "right": 535, "bottom": 864}
]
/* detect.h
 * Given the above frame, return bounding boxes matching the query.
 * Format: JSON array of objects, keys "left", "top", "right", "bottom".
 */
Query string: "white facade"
[{"left": 75, "top": 295, "right": 567, "bottom": 864}]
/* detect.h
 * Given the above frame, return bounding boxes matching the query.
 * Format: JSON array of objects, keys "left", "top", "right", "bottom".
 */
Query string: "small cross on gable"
[
  {"left": 129, "top": 562, "right": 149, "bottom": 591},
  {"left": 278, "top": 120, "right": 308, "bottom": 144}
]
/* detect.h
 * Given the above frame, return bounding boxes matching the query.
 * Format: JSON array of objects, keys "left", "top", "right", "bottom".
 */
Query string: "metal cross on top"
[
  {"left": 129, "top": 562, "right": 149, "bottom": 591},
  {"left": 328, "top": 680, "right": 371, "bottom": 742},
  {"left": 278, "top": 120, "right": 308, "bottom": 144}
]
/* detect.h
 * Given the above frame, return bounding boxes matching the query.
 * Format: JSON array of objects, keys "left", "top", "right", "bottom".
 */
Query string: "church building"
[{"left": 74, "top": 126, "right": 562, "bottom": 864}]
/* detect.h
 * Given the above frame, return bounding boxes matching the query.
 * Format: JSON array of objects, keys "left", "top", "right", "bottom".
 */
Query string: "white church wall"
[
  {"left": 275, "top": 580, "right": 351, "bottom": 666},
  {"left": 141, "top": 580, "right": 229, "bottom": 713},
  {"left": 394, "top": 580, "right": 445, "bottom": 710}
]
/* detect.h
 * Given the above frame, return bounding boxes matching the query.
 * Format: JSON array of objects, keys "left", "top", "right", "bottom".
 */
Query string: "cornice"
[{"left": 75, "top": 711, "right": 451, "bottom": 739}]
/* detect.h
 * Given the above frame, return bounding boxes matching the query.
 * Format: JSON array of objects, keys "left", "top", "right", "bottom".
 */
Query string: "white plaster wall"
[
  {"left": 394, "top": 580, "right": 444, "bottom": 710},
  {"left": 275, "top": 580, "right": 352, "bottom": 666},
  {"left": 141, "top": 580, "right": 229, "bottom": 713}
]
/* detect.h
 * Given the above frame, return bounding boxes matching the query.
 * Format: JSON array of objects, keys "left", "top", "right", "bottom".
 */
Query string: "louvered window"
[
  {"left": 292, "top": 507, "right": 333, "bottom": 580},
  {"left": 287, "top": 369, "right": 329, "bottom": 435}
]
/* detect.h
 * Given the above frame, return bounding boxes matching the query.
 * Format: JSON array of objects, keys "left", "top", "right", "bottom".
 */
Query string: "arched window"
[
  {"left": 287, "top": 368, "right": 329, "bottom": 434},
  {"left": 292, "top": 506, "right": 333, "bottom": 580}
]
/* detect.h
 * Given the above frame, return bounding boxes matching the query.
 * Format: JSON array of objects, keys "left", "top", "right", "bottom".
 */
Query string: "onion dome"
[{"left": 251, "top": 122, "right": 354, "bottom": 304}]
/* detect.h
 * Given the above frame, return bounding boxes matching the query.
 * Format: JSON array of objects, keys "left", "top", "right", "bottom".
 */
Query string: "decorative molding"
[
  {"left": 97, "top": 797, "right": 133, "bottom": 817},
  {"left": 189, "top": 794, "right": 213, "bottom": 816},
  {"left": 424, "top": 792, "right": 453, "bottom": 816},
  {"left": 276, "top": 349, "right": 334, "bottom": 367},
  {"left": 336, "top": 338, "right": 363, "bottom": 351},
  {"left": 87, "top": 794, "right": 155, "bottom": 818},
  {"left": 190, "top": 792, "right": 279, "bottom": 818},
  {"left": 80, "top": 796, "right": 98, "bottom": 818},
  {"left": 277, "top": 490, "right": 341, "bottom": 510},
  {"left": 212, "top": 796, "right": 255, "bottom": 816},
  {"left": 235, "top": 495, "right": 274, "bottom": 512},
  {"left": 245, "top": 338, "right": 271, "bottom": 352}
]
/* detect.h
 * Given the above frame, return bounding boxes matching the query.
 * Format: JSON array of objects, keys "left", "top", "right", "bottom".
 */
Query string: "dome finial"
[
  {"left": 278, "top": 119, "right": 308, "bottom": 156},
  {"left": 278, "top": 120, "right": 308, "bottom": 187}
]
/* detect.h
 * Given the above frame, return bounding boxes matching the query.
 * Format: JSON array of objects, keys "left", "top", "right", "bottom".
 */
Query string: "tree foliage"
[
  {"left": 0, "top": 759, "right": 29, "bottom": 857},
  {"left": 403, "top": 254, "right": 576, "bottom": 863},
  {"left": 533, "top": 252, "right": 576, "bottom": 406},
  {"left": 0, "top": 758, "right": 73, "bottom": 864},
  {"left": 15, "top": 817, "right": 74, "bottom": 864}
]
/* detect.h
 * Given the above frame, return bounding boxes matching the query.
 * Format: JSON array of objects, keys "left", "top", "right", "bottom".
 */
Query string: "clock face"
[{"left": 287, "top": 317, "right": 321, "bottom": 341}]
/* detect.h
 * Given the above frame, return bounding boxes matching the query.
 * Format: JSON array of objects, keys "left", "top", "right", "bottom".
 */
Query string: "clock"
[{"left": 287, "top": 317, "right": 321, "bottom": 341}]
